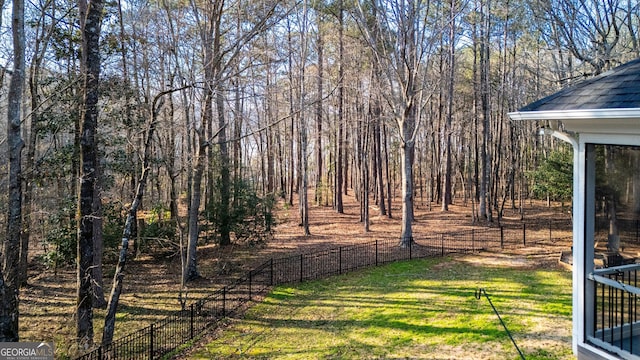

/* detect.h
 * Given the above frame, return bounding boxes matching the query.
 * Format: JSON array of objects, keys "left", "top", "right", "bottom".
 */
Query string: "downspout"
[
  {"left": 541, "top": 127, "right": 577, "bottom": 149},
  {"left": 541, "top": 127, "right": 582, "bottom": 354}
]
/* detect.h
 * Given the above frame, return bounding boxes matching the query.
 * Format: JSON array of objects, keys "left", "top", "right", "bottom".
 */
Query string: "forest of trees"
[{"left": 1, "top": 0, "right": 639, "bottom": 350}]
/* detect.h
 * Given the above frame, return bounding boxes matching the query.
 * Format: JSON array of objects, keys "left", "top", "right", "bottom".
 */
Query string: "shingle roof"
[{"left": 519, "top": 58, "right": 640, "bottom": 112}]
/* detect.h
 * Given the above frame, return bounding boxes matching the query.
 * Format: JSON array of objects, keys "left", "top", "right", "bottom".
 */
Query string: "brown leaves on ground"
[{"left": 20, "top": 193, "right": 572, "bottom": 358}]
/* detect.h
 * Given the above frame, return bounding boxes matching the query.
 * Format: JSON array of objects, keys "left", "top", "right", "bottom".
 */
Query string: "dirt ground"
[{"left": 19, "top": 193, "right": 573, "bottom": 358}]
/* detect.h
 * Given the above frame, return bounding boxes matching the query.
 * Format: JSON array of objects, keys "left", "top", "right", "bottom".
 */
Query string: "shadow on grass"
[{"left": 195, "top": 258, "right": 572, "bottom": 359}]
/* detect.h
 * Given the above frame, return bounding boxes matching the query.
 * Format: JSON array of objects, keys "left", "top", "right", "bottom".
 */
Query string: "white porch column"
[{"left": 573, "top": 138, "right": 585, "bottom": 354}]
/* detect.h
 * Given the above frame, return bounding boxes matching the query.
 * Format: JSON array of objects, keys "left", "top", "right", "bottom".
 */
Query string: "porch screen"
[{"left": 593, "top": 145, "right": 640, "bottom": 268}]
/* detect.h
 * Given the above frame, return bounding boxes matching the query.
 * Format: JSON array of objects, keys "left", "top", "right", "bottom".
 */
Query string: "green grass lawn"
[{"left": 192, "top": 256, "right": 574, "bottom": 359}]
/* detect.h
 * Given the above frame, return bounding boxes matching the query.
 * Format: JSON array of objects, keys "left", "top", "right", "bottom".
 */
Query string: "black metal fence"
[
  {"left": 589, "top": 263, "right": 640, "bottom": 357},
  {"left": 75, "top": 219, "right": 571, "bottom": 360}
]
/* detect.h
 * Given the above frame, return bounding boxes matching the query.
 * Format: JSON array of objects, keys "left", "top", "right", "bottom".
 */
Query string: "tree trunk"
[
  {"left": 185, "top": 122, "right": 207, "bottom": 283},
  {"left": 374, "top": 104, "right": 386, "bottom": 216},
  {"left": 399, "top": 137, "right": 415, "bottom": 247},
  {"left": 286, "top": 17, "right": 295, "bottom": 207},
  {"left": 442, "top": 0, "right": 456, "bottom": 211},
  {"left": 315, "top": 23, "right": 324, "bottom": 205},
  {"left": 335, "top": 3, "right": 344, "bottom": 214},
  {"left": 102, "top": 92, "right": 167, "bottom": 345},
  {"left": 22, "top": 60, "right": 38, "bottom": 288},
  {"left": 266, "top": 69, "right": 275, "bottom": 194},
  {"left": 185, "top": 0, "right": 217, "bottom": 279},
  {"left": 383, "top": 123, "right": 392, "bottom": 219},
  {"left": 92, "top": 158, "right": 107, "bottom": 309},
  {"left": 22, "top": 5, "right": 56, "bottom": 285},
  {"left": 77, "top": 0, "right": 104, "bottom": 348},
  {"left": 233, "top": 71, "right": 242, "bottom": 187},
  {"left": 1, "top": 0, "right": 25, "bottom": 342},
  {"left": 298, "top": 1, "right": 310, "bottom": 235},
  {"left": 216, "top": 76, "right": 232, "bottom": 246},
  {"left": 479, "top": 0, "right": 492, "bottom": 223},
  {"left": 362, "top": 119, "right": 370, "bottom": 232}
]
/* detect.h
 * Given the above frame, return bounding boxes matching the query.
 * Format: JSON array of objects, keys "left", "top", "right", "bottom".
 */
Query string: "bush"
[
  {"left": 528, "top": 144, "right": 573, "bottom": 203},
  {"left": 104, "top": 202, "right": 177, "bottom": 255},
  {"left": 40, "top": 203, "right": 76, "bottom": 269},
  {"left": 102, "top": 202, "right": 127, "bottom": 251},
  {"left": 207, "top": 177, "right": 276, "bottom": 246},
  {"left": 139, "top": 205, "right": 177, "bottom": 253},
  {"left": 233, "top": 189, "right": 276, "bottom": 246}
]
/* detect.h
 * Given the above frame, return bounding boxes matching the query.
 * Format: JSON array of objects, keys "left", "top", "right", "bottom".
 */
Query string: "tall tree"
[
  {"left": 22, "top": 0, "right": 60, "bottom": 287},
  {"left": 298, "top": 0, "right": 311, "bottom": 235},
  {"left": 1, "top": 0, "right": 25, "bottom": 342},
  {"left": 184, "top": 0, "right": 220, "bottom": 282},
  {"left": 335, "top": 0, "right": 345, "bottom": 214},
  {"left": 184, "top": 0, "right": 284, "bottom": 282},
  {"left": 478, "top": 0, "right": 492, "bottom": 222},
  {"left": 77, "top": 0, "right": 104, "bottom": 348},
  {"left": 356, "top": 0, "right": 435, "bottom": 246},
  {"left": 315, "top": 11, "right": 325, "bottom": 205},
  {"left": 102, "top": 90, "right": 175, "bottom": 345},
  {"left": 372, "top": 69, "right": 386, "bottom": 216},
  {"left": 441, "top": 0, "right": 457, "bottom": 211},
  {"left": 536, "top": 0, "right": 622, "bottom": 74}
]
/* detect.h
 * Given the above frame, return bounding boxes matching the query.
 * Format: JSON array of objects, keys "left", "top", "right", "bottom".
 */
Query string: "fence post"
[
  {"left": 549, "top": 219, "right": 552, "bottom": 242},
  {"left": 270, "top": 258, "right": 274, "bottom": 286},
  {"left": 249, "top": 270, "right": 253, "bottom": 301},
  {"left": 300, "top": 254, "right": 304, "bottom": 282},
  {"left": 500, "top": 226, "right": 504, "bottom": 249},
  {"left": 409, "top": 239, "right": 412, "bottom": 260},
  {"left": 190, "top": 303, "right": 195, "bottom": 339},
  {"left": 339, "top": 247, "right": 343, "bottom": 274},
  {"left": 149, "top": 323, "right": 154, "bottom": 359},
  {"left": 523, "top": 223, "right": 526, "bottom": 247},
  {"left": 222, "top": 287, "right": 226, "bottom": 318},
  {"left": 472, "top": 229, "right": 475, "bottom": 252},
  {"left": 441, "top": 234, "right": 445, "bottom": 257},
  {"left": 375, "top": 240, "right": 378, "bottom": 266}
]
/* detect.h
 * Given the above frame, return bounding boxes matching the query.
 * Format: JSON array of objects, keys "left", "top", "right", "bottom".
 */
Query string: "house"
[{"left": 508, "top": 58, "right": 640, "bottom": 360}]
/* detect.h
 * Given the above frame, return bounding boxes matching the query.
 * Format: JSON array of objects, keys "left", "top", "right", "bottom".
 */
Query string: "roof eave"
[{"left": 508, "top": 108, "right": 640, "bottom": 122}]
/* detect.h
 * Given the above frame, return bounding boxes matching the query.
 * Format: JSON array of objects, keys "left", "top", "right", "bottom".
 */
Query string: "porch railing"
[{"left": 589, "top": 264, "right": 640, "bottom": 359}]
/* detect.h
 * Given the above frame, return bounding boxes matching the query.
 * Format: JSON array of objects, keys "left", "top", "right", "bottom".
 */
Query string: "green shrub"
[
  {"left": 528, "top": 144, "right": 573, "bottom": 203},
  {"left": 207, "top": 177, "right": 276, "bottom": 246},
  {"left": 39, "top": 202, "right": 76, "bottom": 269},
  {"left": 102, "top": 202, "right": 127, "bottom": 251}
]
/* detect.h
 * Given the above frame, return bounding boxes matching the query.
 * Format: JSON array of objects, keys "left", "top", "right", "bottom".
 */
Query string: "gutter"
[{"left": 507, "top": 108, "right": 640, "bottom": 122}]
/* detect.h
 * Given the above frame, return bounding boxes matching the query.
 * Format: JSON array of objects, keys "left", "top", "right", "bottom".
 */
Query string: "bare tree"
[
  {"left": 102, "top": 90, "right": 178, "bottom": 345},
  {"left": 184, "top": 0, "right": 285, "bottom": 282},
  {"left": 315, "top": 11, "right": 325, "bottom": 205},
  {"left": 1, "top": 0, "right": 25, "bottom": 342},
  {"left": 534, "top": 0, "right": 623, "bottom": 74},
  {"left": 183, "top": 1, "right": 226, "bottom": 283},
  {"left": 478, "top": 0, "right": 492, "bottom": 223},
  {"left": 77, "top": 0, "right": 104, "bottom": 348},
  {"left": 355, "top": 0, "right": 435, "bottom": 246},
  {"left": 336, "top": 0, "right": 345, "bottom": 214},
  {"left": 372, "top": 68, "right": 386, "bottom": 216},
  {"left": 22, "top": 0, "right": 60, "bottom": 287},
  {"left": 441, "top": 0, "right": 457, "bottom": 211},
  {"left": 298, "top": 0, "right": 311, "bottom": 235}
]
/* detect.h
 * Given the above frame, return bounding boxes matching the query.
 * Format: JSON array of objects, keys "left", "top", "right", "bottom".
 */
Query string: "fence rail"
[
  {"left": 589, "top": 264, "right": 640, "bottom": 358},
  {"left": 75, "top": 219, "right": 571, "bottom": 360}
]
